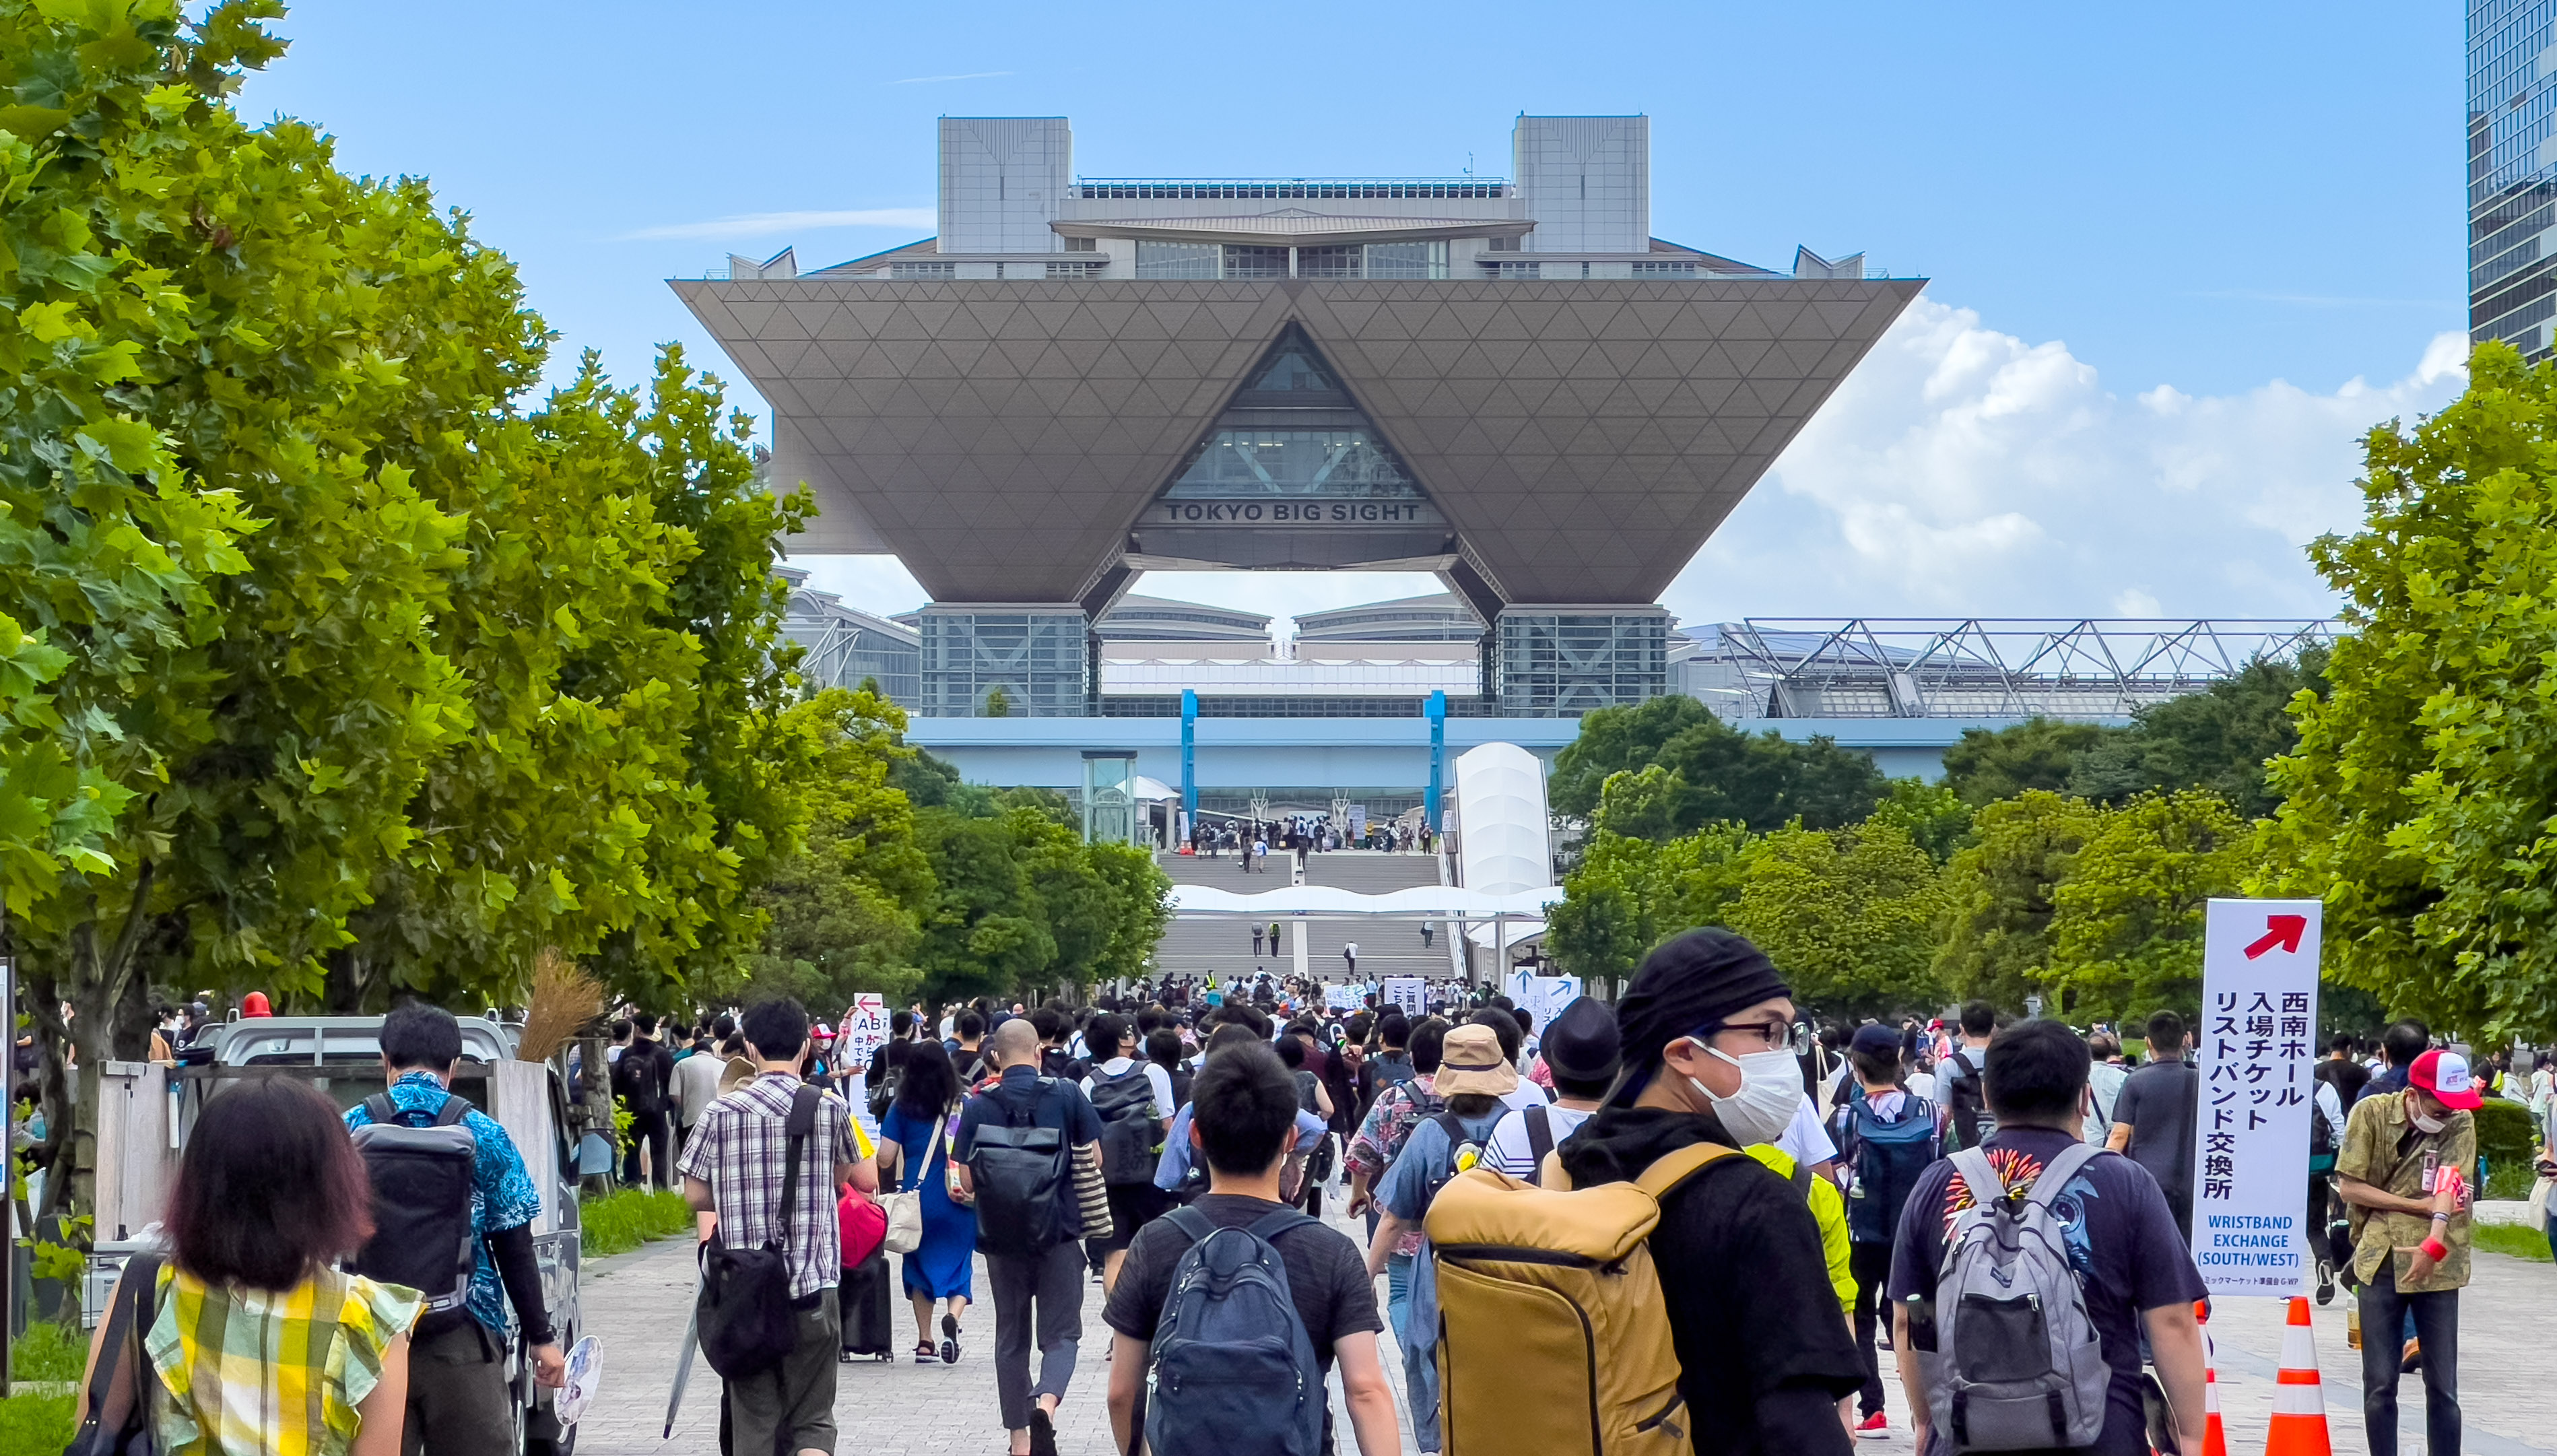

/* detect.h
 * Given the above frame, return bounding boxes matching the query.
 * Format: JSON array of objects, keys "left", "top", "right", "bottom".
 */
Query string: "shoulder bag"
[
  {"left": 66, "top": 1253, "right": 164, "bottom": 1456},
  {"left": 879, "top": 1112, "right": 945, "bottom": 1256},
  {"left": 696, "top": 1084, "right": 821, "bottom": 1379}
]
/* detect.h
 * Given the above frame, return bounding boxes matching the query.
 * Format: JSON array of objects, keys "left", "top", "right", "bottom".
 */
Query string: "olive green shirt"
[{"left": 2335, "top": 1090, "right": 2474, "bottom": 1293}]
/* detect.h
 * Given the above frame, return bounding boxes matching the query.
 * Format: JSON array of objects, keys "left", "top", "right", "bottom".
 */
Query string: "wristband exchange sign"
[{"left": 2189, "top": 898, "right": 2323, "bottom": 1299}]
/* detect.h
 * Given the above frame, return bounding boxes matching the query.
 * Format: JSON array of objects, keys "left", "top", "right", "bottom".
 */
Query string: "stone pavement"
[{"left": 570, "top": 1208, "right": 2557, "bottom": 1456}]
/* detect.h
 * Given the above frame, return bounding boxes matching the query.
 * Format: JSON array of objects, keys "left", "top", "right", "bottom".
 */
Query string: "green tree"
[
  {"left": 2261, "top": 341, "right": 2557, "bottom": 1036},
  {"left": 1867, "top": 777, "right": 1975, "bottom": 863},
  {"left": 1727, "top": 820, "right": 1946, "bottom": 1017},
  {"left": 1940, "top": 717, "right": 2125, "bottom": 806},
  {"left": 1552, "top": 697, "right": 1890, "bottom": 836},
  {"left": 1086, "top": 840, "right": 1174, "bottom": 987},
  {"left": 2066, "top": 650, "right": 2330, "bottom": 816},
  {"left": 2049, "top": 789, "right": 2247, "bottom": 1022},
  {"left": 1932, "top": 790, "right": 2100, "bottom": 1011},
  {"left": 733, "top": 687, "right": 935, "bottom": 1010},
  {"left": 1546, "top": 821, "right": 1757, "bottom": 991},
  {"left": 914, "top": 810, "right": 1055, "bottom": 1003}
]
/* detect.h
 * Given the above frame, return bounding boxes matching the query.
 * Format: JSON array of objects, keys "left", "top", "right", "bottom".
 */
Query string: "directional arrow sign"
[{"left": 2243, "top": 914, "right": 2308, "bottom": 960}]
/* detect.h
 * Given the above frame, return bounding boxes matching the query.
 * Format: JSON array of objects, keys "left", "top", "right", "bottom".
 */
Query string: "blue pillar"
[
  {"left": 1181, "top": 688, "right": 1199, "bottom": 824},
  {"left": 1425, "top": 690, "right": 1447, "bottom": 828}
]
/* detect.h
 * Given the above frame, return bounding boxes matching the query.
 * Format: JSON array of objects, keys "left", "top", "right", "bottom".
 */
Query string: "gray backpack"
[{"left": 1925, "top": 1141, "right": 2109, "bottom": 1451}]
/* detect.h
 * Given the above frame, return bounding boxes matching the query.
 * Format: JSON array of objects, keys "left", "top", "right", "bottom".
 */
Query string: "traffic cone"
[
  {"left": 2264, "top": 1296, "right": 2333, "bottom": 1456},
  {"left": 2198, "top": 1300, "right": 2229, "bottom": 1456}
]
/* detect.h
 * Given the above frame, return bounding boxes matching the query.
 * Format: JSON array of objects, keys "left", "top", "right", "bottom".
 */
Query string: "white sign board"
[
  {"left": 1383, "top": 977, "right": 1427, "bottom": 1016},
  {"left": 2190, "top": 898, "right": 2323, "bottom": 1299},
  {"left": 1348, "top": 804, "right": 1367, "bottom": 838},
  {"left": 1505, "top": 971, "right": 1585, "bottom": 1036},
  {"left": 840, "top": 993, "right": 890, "bottom": 1080},
  {"left": 1325, "top": 983, "right": 1366, "bottom": 1012}
]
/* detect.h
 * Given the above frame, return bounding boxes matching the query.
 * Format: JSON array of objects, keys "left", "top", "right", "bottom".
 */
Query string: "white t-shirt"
[
  {"left": 1774, "top": 1092, "right": 1839, "bottom": 1167},
  {"left": 1082, "top": 1056, "right": 1176, "bottom": 1120},
  {"left": 1498, "top": 1081, "right": 1552, "bottom": 1115},
  {"left": 1484, "top": 1102, "right": 1596, "bottom": 1177}
]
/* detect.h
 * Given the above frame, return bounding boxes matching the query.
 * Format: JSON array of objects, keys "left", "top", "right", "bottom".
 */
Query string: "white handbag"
[
  {"left": 2527, "top": 1172, "right": 2553, "bottom": 1233},
  {"left": 880, "top": 1118, "right": 945, "bottom": 1256}
]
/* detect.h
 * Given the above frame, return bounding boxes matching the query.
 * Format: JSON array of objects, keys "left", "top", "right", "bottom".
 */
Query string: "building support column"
[
  {"left": 1180, "top": 688, "right": 1198, "bottom": 828},
  {"left": 1424, "top": 690, "right": 1447, "bottom": 829}
]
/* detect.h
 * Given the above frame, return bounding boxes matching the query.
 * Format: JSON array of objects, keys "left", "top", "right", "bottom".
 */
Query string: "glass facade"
[
  {"left": 1131, "top": 240, "right": 1449, "bottom": 279},
  {"left": 1135, "top": 240, "right": 1219, "bottom": 277},
  {"left": 2471, "top": 0, "right": 2557, "bottom": 358},
  {"left": 1494, "top": 609, "right": 1671, "bottom": 715},
  {"left": 917, "top": 609, "right": 1090, "bottom": 716},
  {"left": 1160, "top": 331, "right": 1428, "bottom": 502}
]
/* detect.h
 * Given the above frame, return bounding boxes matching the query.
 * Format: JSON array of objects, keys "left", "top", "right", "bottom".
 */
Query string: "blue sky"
[{"left": 234, "top": 1, "right": 2470, "bottom": 628}]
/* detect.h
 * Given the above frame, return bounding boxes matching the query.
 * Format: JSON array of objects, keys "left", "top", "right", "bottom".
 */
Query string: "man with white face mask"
[
  {"left": 2337, "top": 1046, "right": 2478, "bottom": 1456},
  {"left": 1550, "top": 929, "right": 1865, "bottom": 1456}
]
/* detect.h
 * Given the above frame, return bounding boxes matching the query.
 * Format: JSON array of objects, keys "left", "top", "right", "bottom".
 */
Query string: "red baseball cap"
[{"left": 2408, "top": 1049, "right": 2484, "bottom": 1111}]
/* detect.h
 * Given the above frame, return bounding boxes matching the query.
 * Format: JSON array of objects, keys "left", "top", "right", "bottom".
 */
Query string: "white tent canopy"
[
  {"left": 1168, "top": 884, "right": 1563, "bottom": 917},
  {"left": 1131, "top": 774, "right": 1178, "bottom": 802},
  {"left": 1451, "top": 742, "right": 1551, "bottom": 896}
]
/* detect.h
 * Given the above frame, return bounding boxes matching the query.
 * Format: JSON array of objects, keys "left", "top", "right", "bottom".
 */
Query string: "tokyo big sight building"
[{"left": 679, "top": 115, "right": 1923, "bottom": 806}]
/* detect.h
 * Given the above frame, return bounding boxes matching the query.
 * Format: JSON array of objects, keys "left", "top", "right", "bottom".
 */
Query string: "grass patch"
[
  {"left": 10, "top": 1321, "right": 83, "bottom": 1383},
  {"left": 0, "top": 1392, "right": 73, "bottom": 1455},
  {"left": 2486, "top": 1162, "right": 2538, "bottom": 1200},
  {"left": 580, "top": 1187, "right": 693, "bottom": 1257},
  {"left": 2476, "top": 1221, "right": 2552, "bottom": 1263}
]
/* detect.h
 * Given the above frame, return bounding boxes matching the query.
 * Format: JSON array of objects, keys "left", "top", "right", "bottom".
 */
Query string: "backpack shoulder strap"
[
  {"left": 1634, "top": 1141, "right": 1742, "bottom": 1201},
  {"left": 2021, "top": 1141, "right": 2103, "bottom": 1209},
  {"left": 1948, "top": 1145, "right": 2003, "bottom": 1207},
  {"left": 432, "top": 1093, "right": 470, "bottom": 1127},
  {"left": 362, "top": 1092, "right": 397, "bottom": 1126},
  {"left": 1524, "top": 1105, "right": 1554, "bottom": 1174},
  {"left": 1162, "top": 1204, "right": 1217, "bottom": 1247},
  {"left": 1434, "top": 1109, "right": 1471, "bottom": 1148},
  {"left": 1789, "top": 1155, "right": 1813, "bottom": 1201}
]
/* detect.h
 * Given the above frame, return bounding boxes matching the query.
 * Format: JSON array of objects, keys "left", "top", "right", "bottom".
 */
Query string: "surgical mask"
[
  {"left": 1684, "top": 1038, "right": 1803, "bottom": 1146},
  {"left": 2409, "top": 1101, "right": 2446, "bottom": 1135}
]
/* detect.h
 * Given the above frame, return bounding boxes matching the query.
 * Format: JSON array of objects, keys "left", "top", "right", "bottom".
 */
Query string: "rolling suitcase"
[{"left": 838, "top": 1245, "right": 895, "bottom": 1360}]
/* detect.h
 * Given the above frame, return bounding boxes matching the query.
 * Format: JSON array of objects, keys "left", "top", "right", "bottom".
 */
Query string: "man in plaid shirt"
[{"left": 679, "top": 998, "right": 873, "bottom": 1456}]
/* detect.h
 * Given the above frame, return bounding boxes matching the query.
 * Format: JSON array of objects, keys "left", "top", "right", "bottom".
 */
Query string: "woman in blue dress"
[{"left": 877, "top": 1040, "right": 974, "bottom": 1363}]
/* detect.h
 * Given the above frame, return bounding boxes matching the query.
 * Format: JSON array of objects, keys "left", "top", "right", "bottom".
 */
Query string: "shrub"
[{"left": 580, "top": 1187, "right": 693, "bottom": 1257}]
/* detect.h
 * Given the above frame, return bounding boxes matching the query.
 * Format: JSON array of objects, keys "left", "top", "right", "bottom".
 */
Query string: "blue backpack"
[
  {"left": 1840, "top": 1084, "right": 1938, "bottom": 1245},
  {"left": 1144, "top": 1206, "right": 1324, "bottom": 1456}
]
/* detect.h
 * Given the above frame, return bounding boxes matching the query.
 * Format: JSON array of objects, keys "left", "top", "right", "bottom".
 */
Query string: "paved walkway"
[{"left": 571, "top": 1212, "right": 2557, "bottom": 1456}]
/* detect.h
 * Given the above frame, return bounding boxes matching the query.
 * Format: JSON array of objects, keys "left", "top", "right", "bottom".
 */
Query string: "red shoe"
[{"left": 1855, "top": 1412, "right": 1889, "bottom": 1439}]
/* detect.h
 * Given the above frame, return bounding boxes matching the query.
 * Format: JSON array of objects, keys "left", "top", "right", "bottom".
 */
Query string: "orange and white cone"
[
  {"left": 2198, "top": 1300, "right": 2229, "bottom": 1456},
  {"left": 2265, "top": 1295, "right": 2333, "bottom": 1456}
]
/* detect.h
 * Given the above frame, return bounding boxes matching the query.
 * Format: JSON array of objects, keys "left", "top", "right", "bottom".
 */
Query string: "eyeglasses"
[{"left": 1702, "top": 1019, "right": 1809, "bottom": 1054}]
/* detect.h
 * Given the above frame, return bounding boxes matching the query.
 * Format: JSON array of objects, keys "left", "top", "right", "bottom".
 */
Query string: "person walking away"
[
  {"left": 81, "top": 1076, "right": 416, "bottom": 1456},
  {"left": 956, "top": 1018, "right": 1106, "bottom": 1456},
  {"left": 1933, "top": 1000, "right": 1997, "bottom": 1153},
  {"left": 675, "top": 1015, "right": 729, "bottom": 1155},
  {"left": 1827, "top": 1023, "right": 1938, "bottom": 1438},
  {"left": 2337, "top": 1047, "right": 2480, "bottom": 1456},
  {"left": 1155, "top": 1019, "right": 1329, "bottom": 1203},
  {"left": 1270, "top": 921, "right": 1283, "bottom": 958},
  {"left": 1106, "top": 1040, "right": 1399, "bottom": 1456},
  {"left": 1483, "top": 996, "right": 1618, "bottom": 1181},
  {"left": 2369, "top": 1018, "right": 2430, "bottom": 1097},
  {"left": 1541, "top": 930, "right": 1866, "bottom": 1454},
  {"left": 1341, "top": 941, "right": 1358, "bottom": 977},
  {"left": 1888, "top": 1018, "right": 2210, "bottom": 1456},
  {"left": 2082, "top": 1031, "right": 2129, "bottom": 1148},
  {"left": 1149, "top": 1028, "right": 1195, "bottom": 1113},
  {"left": 877, "top": 1040, "right": 976, "bottom": 1364},
  {"left": 2106, "top": 1009, "right": 2201, "bottom": 1239},
  {"left": 613, "top": 1012, "right": 678, "bottom": 1189},
  {"left": 2319, "top": 1032, "right": 2373, "bottom": 1115},
  {"left": 1081, "top": 1012, "right": 1176, "bottom": 1292},
  {"left": 677, "top": 998, "right": 871, "bottom": 1456},
  {"left": 1275, "top": 1034, "right": 1334, "bottom": 1215},
  {"left": 343, "top": 1002, "right": 566, "bottom": 1452},
  {"left": 1363, "top": 1022, "right": 1515, "bottom": 1454},
  {"left": 1254, "top": 925, "right": 1266, "bottom": 956}
]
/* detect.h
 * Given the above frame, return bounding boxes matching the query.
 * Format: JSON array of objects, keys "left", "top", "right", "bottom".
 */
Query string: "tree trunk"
[
  {"left": 26, "top": 866, "right": 160, "bottom": 1233},
  {"left": 572, "top": 1032, "right": 615, "bottom": 1200}
]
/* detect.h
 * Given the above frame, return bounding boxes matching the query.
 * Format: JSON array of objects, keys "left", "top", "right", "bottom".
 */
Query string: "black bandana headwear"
[{"left": 1611, "top": 928, "right": 1789, "bottom": 1100}]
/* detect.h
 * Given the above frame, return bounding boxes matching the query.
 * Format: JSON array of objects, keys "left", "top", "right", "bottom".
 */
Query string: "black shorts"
[{"left": 1094, "top": 1181, "right": 1172, "bottom": 1253}]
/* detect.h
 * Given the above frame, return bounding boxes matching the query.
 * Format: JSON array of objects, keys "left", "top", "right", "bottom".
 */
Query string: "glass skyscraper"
[{"left": 2472, "top": 0, "right": 2557, "bottom": 359}]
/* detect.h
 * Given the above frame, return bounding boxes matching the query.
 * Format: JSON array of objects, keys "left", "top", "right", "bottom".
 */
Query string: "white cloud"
[
  {"left": 622, "top": 208, "right": 935, "bottom": 242},
  {"left": 1669, "top": 297, "right": 2469, "bottom": 625},
  {"left": 890, "top": 71, "right": 1014, "bottom": 84}
]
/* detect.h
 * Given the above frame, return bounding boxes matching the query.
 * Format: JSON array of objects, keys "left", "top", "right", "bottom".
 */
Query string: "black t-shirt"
[
  {"left": 1102, "top": 1193, "right": 1382, "bottom": 1373},
  {"left": 2314, "top": 1056, "right": 2370, "bottom": 1112},
  {"left": 1888, "top": 1128, "right": 2209, "bottom": 1456},
  {"left": 2108, "top": 1059, "right": 2199, "bottom": 1199}
]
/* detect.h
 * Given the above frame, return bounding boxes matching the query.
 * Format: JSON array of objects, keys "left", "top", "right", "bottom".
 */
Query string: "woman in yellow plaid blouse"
[{"left": 77, "top": 1076, "right": 419, "bottom": 1456}]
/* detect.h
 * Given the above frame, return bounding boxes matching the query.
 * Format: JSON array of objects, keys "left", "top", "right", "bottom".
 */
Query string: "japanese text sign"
[{"left": 2191, "top": 898, "right": 2323, "bottom": 1298}]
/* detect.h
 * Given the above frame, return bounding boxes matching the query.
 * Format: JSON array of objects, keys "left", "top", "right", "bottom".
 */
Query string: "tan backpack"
[{"left": 1424, "top": 1142, "right": 1738, "bottom": 1455}]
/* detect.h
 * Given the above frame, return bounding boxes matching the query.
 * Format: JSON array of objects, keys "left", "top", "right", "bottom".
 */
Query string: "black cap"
[
  {"left": 1849, "top": 1023, "right": 1902, "bottom": 1059},
  {"left": 1541, "top": 997, "right": 1622, "bottom": 1084}
]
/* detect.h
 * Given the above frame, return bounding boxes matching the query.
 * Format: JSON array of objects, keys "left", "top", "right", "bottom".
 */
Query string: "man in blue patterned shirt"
[{"left": 346, "top": 1003, "right": 566, "bottom": 1453}]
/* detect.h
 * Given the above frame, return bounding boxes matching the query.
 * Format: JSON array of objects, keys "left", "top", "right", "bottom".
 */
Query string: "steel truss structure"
[{"left": 1686, "top": 618, "right": 2341, "bottom": 722}]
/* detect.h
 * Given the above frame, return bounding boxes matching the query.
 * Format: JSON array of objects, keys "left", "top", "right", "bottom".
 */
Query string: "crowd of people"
[
  {"left": 56, "top": 944, "right": 2522, "bottom": 1456},
  {"left": 1183, "top": 814, "right": 1432, "bottom": 863}
]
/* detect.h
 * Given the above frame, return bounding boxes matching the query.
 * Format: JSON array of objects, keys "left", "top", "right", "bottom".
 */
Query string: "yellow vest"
[{"left": 1747, "top": 1144, "right": 1856, "bottom": 1314}]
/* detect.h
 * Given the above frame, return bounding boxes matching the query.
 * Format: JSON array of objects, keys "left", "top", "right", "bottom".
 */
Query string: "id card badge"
[{"left": 2420, "top": 1150, "right": 2440, "bottom": 1195}]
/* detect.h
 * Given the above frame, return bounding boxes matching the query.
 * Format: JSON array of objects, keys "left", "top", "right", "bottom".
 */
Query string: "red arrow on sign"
[{"left": 2244, "top": 915, "right": 2306, "bottom": 960}]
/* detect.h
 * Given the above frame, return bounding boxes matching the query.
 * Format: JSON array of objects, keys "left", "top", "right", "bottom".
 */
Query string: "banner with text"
[
  {"left": 2190, "top": 898, "right": 2323, "bottom": 1299},
  {"left": 840, "top": 994, "right": 890, "bottom": 1085},
  {"left": 1383, "top": 977, "right": 1427, "bottom": 1016},
  {"left": 1506, "top": 972, "right": 1586, "bottom": 1038},
  {"left": 1325, "top": 983, "right": 1366, "bottom": 1012}
]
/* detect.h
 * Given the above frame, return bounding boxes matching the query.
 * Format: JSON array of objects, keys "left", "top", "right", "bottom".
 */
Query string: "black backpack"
[
  {"left": 1143, "top": 1207, "right": 1324, "bottom": 1456},
  {"left": 696, "top": 1083, "right": 822, "bottom": 1379},
  {"left": 968, "top": 1078, "right": 1073, "bottom": 1259},
  {"left": 1088, "top": 1064, "right": 1161, "bottom": 1187},
  {"left": 615, "top": 1044, "right": 668, "bottom": 1117},
  {"left": 1942, "top": 1049, "right": 1993, "bottom": 1153},
  {"left": 345, "top": 1093, "right": 479, "bottom": 1336}
]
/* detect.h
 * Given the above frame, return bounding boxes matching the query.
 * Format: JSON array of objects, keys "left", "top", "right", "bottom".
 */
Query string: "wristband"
[
  {"left": 2420, "top": 1236, "right": 2449, "bottom": 1262},
  {"left": 2430, "top": 1211, "right": 2450, "bottom": 1222}
]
